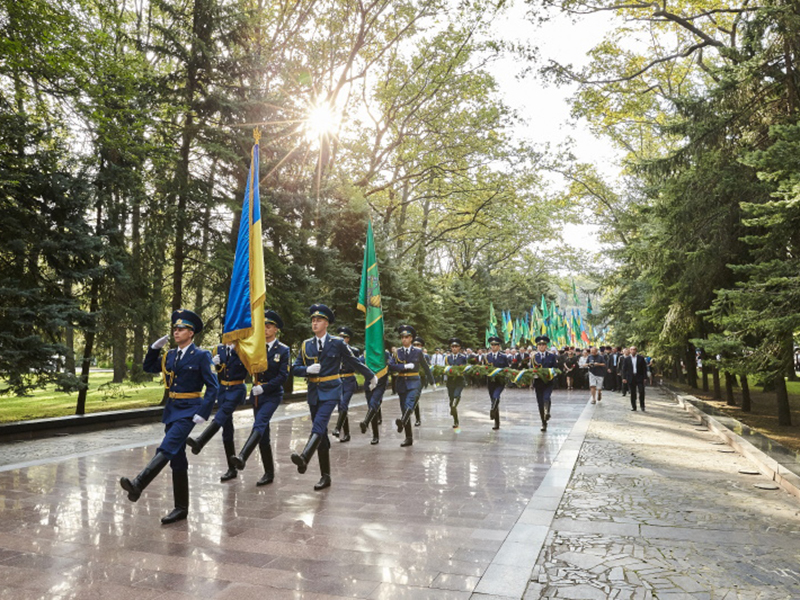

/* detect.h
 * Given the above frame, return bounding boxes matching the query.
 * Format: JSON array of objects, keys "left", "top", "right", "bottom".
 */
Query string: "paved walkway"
[{"left": 0, "top": 385, "right": 797, "bottom": 599}]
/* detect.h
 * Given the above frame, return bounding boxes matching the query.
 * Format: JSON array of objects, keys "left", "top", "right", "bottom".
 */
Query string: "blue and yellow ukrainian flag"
[{"left": 222, "top": 129, "right": 268, "bottom": 374}]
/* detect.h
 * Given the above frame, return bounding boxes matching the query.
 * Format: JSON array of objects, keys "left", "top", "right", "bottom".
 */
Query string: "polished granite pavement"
[{"left": 0, "top": 386, "right": 587, "bottom": 599}]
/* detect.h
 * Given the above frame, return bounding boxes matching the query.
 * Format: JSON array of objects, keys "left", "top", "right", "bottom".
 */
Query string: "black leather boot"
[
  {"left": 546, "top": 400, "right": 551, "bottom": 421},
  {"left": 332, "top": 410, "right": 346, "bottom": 438},
  {"left": 451, "top": 396, "right": 461, "bottom": 428},
  {"left": 314, "top": 444, "right": 331, "bottom": 490},
  {"left": 370, "top": 418, "right": 380, "bottom": 445},
  {"left": 220, "top": 438, "right": 238, "bottom": 481},
  {"left": 256, "top": 442, "right": 274, "bottom": 486},
  {"left": 376, "top": 407, "right": 382, "bottom": 424},
  {"left": 186, "top": 420, "right": 221, "bottom": 455},
  {"left": 395, "top": 408, "right": 413, "bottom": 433},
  {"left": 161, "top": 469, "right": 189, "bottom": 524},
  {"left": 414, "top": 404, "right": 421, "bottom": 427},
  {"left": 120, "top": 451, "right": 170, "bottom": 502},
  {"left": 291, "top": 433, "right": 322, "bottom": 474},
  {"left": 339, "top": 414, "right": 350, "bottom": 442},
  {"left": 538, "top": 403, "right": 547, "bottom": 431},
  {"left": 230, "top": 429, "right": 261, "bottom": 470},
  {"left": 400, "top": 421, "right": 413, "bottom": 447},
  {"left": 359, "top": 408, "right": 377, "bottom": 434}
]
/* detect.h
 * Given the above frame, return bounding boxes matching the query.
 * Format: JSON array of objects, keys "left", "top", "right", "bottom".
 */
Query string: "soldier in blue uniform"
[
  {"left": 445, "top": 337, "right": 467, "bottom": 428},
  {"left": 359, "top": 346, "right": 392, "bottom": 445},
  {"left": 485, "top": 336, "right": 510, "bottom": 430},
  {"left": 185, "top": 340, "right": 248, "bottom": 482},
  {"left": 120, "top": 309, "right": 218, "bottom": 524},
  {"left": 411, "top": 336, "right": 431, "bottom": 426},
  {"left": 389, "top": 325, "right": 434, "bottom": 447},
  {"left": 291, "top": 304, "right": 377, "bottom": 490},
  {"left": 532, "top": 335, "right": 557, "bottom": 431},
  {"left": 228, "top": 310, "right": 290, "bottom": 486},
  {"left": 332, "top": 326, "right": 360, "bottom": 443}
]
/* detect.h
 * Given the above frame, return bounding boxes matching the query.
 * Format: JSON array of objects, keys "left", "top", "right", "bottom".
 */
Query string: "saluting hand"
[{"left": 151, "top": 334, "right": 170, "bottom": 350}]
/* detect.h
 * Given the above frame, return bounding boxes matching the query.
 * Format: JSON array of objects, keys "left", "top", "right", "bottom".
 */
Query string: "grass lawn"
[
  {"left": 0, "top": 372, "right": 312, "bottom": 424},
  {"left": 669, "top": 377, "right": 800, "bottom": 454}
]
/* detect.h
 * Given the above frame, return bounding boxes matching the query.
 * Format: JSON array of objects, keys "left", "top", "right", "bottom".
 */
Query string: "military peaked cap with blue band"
[
  {"left": 449, "top": 337, "right": 461, "bottom": 346},
  {"left": 264, "top": 309, "right": 284, "bottom": 330},
  {"left": 488, "top": 336, "right": 502, "bottom": 345},
  {"left": 396, "top": 324, "right": 416, "bottom": 338},
  {"left": 337, "top": 326, "right": 353, "bottom": 338},
  {"left": 535, "top": 335, "right": 550, "bottom": 345},
  {"left": 309, "top": 303, "right": 335, "bottom": 324},
  {"left": 413, "top": 336, "right": 425, "bottom": 346},
  {"left": 171, "top": 309, "right": 203, "bottom": 335}
]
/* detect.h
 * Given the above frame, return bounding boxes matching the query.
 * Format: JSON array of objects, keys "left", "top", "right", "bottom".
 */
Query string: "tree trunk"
[
  {"left": 685, "top": 343, "right": 698, "bottom": 388},
  {"left": 712, "top": 366, "right": 721, "bottom": 400},
  {"left": 724, "top": 372, "right": 736, "bottom": 406},
  {"left": 701, "top": 362, "right": 709, "bottom": 392},
  {"left": 76, "top": 206, "right": 103, "bottom": 415},
  {"left": 112, "top": 327, "right": 127, "bottom": 383},
  {"left": 775, "top": 376, "right": 792, "bottom": 426},
  {"left": 740, "top": 375, "right": 751, "bottom": 412},
  {"left": 672, "top": 359, "right": 679, "bottom": 382},
  {"left": 786, "top": 332, "right": 798, "bottom": 381}
]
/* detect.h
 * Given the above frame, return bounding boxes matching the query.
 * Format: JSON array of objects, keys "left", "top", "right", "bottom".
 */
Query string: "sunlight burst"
[{"left": 304, "top": 100, "right": 339, "bottom": 142}]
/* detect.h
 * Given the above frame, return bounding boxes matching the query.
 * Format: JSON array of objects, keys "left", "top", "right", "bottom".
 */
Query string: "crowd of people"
[{"left": 119, "top": 304, "right": 658, "bottom": 525}]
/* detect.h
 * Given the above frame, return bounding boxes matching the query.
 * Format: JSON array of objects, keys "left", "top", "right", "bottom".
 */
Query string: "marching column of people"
[{"left": 123, "top": 299, "right": 657, "bottom": 526}]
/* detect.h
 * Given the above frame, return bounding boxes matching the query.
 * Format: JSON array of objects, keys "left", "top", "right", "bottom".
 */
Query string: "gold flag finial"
[{"left": 253, "top": 127, "right": 261, "bottom": 145}]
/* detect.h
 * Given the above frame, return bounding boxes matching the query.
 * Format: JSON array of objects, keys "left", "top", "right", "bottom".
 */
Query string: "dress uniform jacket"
[
  {"left": 292, "top": 334, "right": 374, "bottom": 406},
  {"left": 212, "top": 344, "right": 248, "bottom": 441},
  {"left": 250, "top": 340, "right": 290, "bottom": 437},
  {"left": 485, "top": 350, "right": 510, "bottom": 400},
  {"left": 144, "top": 343, "right": 218, "bottom": 425}
]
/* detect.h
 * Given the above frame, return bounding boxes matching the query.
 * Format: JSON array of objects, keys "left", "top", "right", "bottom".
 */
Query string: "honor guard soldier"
[
  {"left": 485, "top": 336, "right": 510, "bottom": 430},
  {"left": 229, "top": 310, "right": 290, "bottom": 485},
  {"left": 389, "top": 325, "right": 434, "bottom": 447},
  {"left": 332, "top": 326, "right": 360, "bottom": 443},
  {"left": 291, "top": 304, "right": 377, "bottom": 489},
  {"left": 121, "top": 309, "right": 218, "bottom": 524},
  {"left": 445, "top": 338, "right": 467, "bottom": 428},
  {"left": 359, "top": 346, "right": 392, "bottom": 445},
  {"left": 411, "top": 336, "right": 433, "bottom": 426},
  {"left": 185, "top": 339, "right": 247, "bottom": 481},
  {"left": 532, "top": 335, "right": 557, "bottom": 431}
]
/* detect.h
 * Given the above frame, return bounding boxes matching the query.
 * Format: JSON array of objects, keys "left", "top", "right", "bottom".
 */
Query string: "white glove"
[
  {"left": 405, "top": 363, "right": 415, "bottom": 370},
  {"left": 306, "top": 363, "right": 321, "bottom": 375},
  {"left": 368, "top": 375, "right": 379, "bottom": 391},
  {"left": 192, "top": 414, "right": 206, "bottom": 425},
  {"left": 151, "top": 334, "right": 169, "bottom": 350},
  {"left": 211, "top": 354, "right": 221, "bottom": 365},
  {"left": 252, "top": 385, "right": 264, "bottom": 396}
]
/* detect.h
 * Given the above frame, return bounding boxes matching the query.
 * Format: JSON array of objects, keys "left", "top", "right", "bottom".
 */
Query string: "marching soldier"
[
  {"left": 291, "top": 304, "right": 377, "bottom": 490},
  {"left": 228, "top": 310, "right": 290, "bottom": 485},
  {"left": 485, "top": 336, "right": 509, "bottom": 430},
  {"left": 532, "top": 335, "right": 557, "bottom": 431},
  {"left": 185, "top": 340, "right": 247, "bottom": 482},
  {"left": 389, "top": 325, "right": 434, "bottom": 447},
  {"left": 121, "top": 309, "right": 218, "bottom": 524},
  {"left": 411, "top": 336, "right": 433, "bottom": 426},
  {"left": 332, "top": 326, "right": 359, "bottom": 443},
  {"left": 445, "top": 338, "right": 467, "bottom": 428},
  {"left": 359, "top": 346, "right": 393, "bottom": 445}
]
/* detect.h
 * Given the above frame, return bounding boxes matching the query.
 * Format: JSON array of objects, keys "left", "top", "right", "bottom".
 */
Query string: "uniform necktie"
[
  {"left": 175, "top": 350, "right": 183, "bottom": 367},
  {"left": 317, "top": 338, "right": 323, "bottom": 354}
]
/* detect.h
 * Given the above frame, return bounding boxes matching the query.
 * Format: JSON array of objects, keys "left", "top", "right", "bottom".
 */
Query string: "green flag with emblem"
[{"left": 357, "top": 220, "right": 387, "bottom": 378}]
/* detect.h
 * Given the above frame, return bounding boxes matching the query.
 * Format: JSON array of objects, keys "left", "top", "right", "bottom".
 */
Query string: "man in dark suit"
[{"left": 622, "top": 346, "right": 648, "bottom": 411}]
